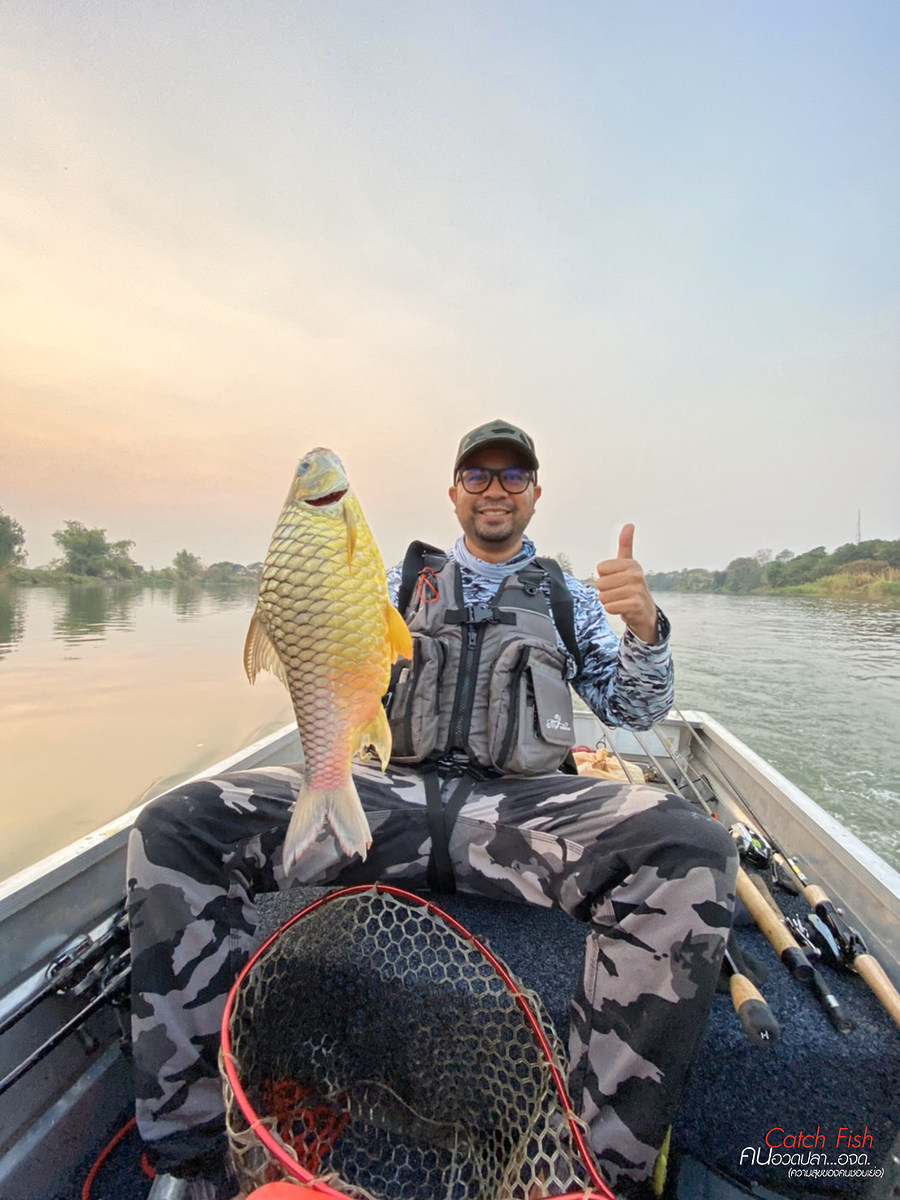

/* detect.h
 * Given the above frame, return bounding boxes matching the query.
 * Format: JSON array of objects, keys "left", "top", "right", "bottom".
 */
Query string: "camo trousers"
[{"left": 127, "top": 760, "right": 737, "bottom": 1193}]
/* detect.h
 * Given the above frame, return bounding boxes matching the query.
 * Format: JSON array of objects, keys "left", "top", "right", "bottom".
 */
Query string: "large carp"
[{"left": 244, "top": 448, "right": 411, "bottom": 870}]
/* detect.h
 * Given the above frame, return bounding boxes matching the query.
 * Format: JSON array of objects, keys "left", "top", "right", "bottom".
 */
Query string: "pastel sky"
[{"left": 2, "top": 1, "right": 898, "bottom": 576}]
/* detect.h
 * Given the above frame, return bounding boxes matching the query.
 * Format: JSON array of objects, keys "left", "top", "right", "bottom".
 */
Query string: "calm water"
[
  {"left": 0, "top": 583, "right": 292, "bottom": 882},
  {"left": 0, "top": 583, "right": 898, "bottom": 883}
]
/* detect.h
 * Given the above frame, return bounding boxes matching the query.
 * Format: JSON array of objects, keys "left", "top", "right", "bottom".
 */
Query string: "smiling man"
[{"left": 129, "top": 419, "right": 737, "bottom": 1200}]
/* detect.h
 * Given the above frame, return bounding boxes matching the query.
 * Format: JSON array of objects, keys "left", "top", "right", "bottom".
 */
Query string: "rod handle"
[
  {"left": 736, "top": 870, "right": 813, "bottom": 980},
  {"left": 809, "top": 968, "right": 854, "bottom": 1034},
  {"left": 729, "top": 973, "right": 781, "bottom": 1046},
  {"left": 855, "top": 954, "right": 900, "bottom": 1027}
]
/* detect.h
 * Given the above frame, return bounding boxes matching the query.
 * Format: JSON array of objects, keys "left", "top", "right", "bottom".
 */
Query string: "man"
[{"left": 130, "top": 419, "right": 737, "bottom": 1200}]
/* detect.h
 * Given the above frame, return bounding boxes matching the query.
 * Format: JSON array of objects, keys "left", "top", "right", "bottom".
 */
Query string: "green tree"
[
  {"left": 774, "top": 545, "right": 830, "bottom": 587},
  {"left": 52, "top": 521, "right": 138, "bottom": 579},
  {"left": 205, "top": 561, "right": 254, "bottom": 583},
  {"left": 0, "top": 508, "right": 27, "bottom": 568},
  {"left": 173, "top": 549, "right": 204, "bottom": 580},
  {"left": 722, "top": 556, "right": 765, "bottom": 593}
]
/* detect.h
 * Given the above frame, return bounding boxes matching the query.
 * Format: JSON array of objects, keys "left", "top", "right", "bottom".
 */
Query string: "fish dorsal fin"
[
  {"left": 344, "top": 503, "right": 358, "bottom": 569},
  {"left": 385, "top": 600, "right": 413, "bottom": 662},
  {"left": 243, "top": 610, "right": 289, "bottom": 688}
]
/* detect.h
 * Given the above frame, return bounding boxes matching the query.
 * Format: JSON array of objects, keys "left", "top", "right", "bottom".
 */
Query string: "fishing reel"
[{"left": 729, "top": 822, "right": 774, "bottom": 869}]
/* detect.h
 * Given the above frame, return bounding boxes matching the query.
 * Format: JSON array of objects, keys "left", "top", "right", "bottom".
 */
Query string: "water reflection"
[
  {"left": 0, "top": 585, "right": 26, "bottom": 658},
  {"left": 169, "top": 581, "right": 259, "bottom": 620},
  {"left": 172, "top": 582, "right": 205, "bottom": 619},
  {"left": 52, "top": 582, "right": 140, "bottom": 643}
]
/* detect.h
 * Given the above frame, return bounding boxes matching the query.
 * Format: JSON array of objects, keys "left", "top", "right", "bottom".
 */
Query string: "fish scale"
[{"left": 244, "top": 448, "right": 411, "bottom": 869}]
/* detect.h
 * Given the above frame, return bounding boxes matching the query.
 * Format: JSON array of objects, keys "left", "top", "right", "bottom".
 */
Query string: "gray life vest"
[{"left": 385, "top": 543, "right": 582, "bottom": 775}]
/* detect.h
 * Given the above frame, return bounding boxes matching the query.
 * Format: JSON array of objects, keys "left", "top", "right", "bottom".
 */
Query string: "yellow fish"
[{"left": 244, "top": 448, "right": 411, "bottom": 870}]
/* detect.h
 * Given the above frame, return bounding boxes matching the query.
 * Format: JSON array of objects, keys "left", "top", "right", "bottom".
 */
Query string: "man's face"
[{"left": 448, "top": 446, "right": 542, "bottom": 561}]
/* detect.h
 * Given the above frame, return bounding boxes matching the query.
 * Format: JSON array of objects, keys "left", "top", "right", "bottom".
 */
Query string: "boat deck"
[{"left": 64, "top": 883, "right": 899, "bottom": 1200}]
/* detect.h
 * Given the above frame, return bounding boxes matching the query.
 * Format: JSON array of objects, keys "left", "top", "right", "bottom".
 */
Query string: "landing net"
[{"left": 220, "top": 883, "right": 613, "bottom": 1199}]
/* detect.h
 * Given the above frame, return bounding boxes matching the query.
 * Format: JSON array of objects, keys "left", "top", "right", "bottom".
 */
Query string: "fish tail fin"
[{"left": 283, "top": 778, "right": 371, "bottom": 873}]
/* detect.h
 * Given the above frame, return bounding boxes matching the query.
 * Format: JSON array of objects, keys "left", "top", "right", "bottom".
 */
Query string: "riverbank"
[
  {"left": 650, "top": 570, "right": 900, "bottom": 600},
  {"left": 775, "top": 569, "right": 900, "bottom": 598},
  {"left": 650, "top": 569, "right": 900, "bottom": 600},
  {"left": 1, "top": 566, "right": 260, "bottom": 588},
  {"left": 7, "top": 566, "right": 900, "bottom": 599}
]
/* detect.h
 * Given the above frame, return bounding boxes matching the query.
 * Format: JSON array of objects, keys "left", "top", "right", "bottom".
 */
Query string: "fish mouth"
[{"left": 304, "top": 488, "right": 348, "bottom": 508}]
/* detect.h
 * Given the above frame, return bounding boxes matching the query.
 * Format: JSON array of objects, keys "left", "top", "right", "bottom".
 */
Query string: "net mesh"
[{"left": 221, "top": 885, "right": 611, "bottom": 1199}]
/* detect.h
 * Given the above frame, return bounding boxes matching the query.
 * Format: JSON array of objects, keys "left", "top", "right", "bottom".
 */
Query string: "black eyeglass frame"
[{"left": 455, "top": 466, "right": 537, "bottom": 494}]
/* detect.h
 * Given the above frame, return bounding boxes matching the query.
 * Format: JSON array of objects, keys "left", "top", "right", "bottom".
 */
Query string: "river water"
[{"left": 0, "top": 583, "right": 898, "bottom": 883}]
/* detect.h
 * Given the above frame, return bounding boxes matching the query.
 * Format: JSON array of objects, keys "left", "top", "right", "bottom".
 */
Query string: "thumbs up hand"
[{"left": 596, "top": 524, "right": 659, "bottom": 644}]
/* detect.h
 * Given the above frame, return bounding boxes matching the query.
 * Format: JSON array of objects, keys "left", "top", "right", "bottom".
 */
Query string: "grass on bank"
[{"left": 777, "top": 568, "right": 900, "bottom": 599}]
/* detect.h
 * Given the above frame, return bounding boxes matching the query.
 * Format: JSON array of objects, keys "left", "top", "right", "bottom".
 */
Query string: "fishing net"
[{"left": 220, "top": 884, "right": 613, "bottom": 1199}]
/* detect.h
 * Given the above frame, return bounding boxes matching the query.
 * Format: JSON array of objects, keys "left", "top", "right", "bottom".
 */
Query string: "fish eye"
[{"left": 296, "top": 460, "right": 311, "bottom": 475}]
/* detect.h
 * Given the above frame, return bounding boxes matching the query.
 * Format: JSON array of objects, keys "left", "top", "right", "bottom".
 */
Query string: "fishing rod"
[
  {"left": 722, "top": 944, "right": 781, "bottom": 1046},
  {"left": 657, "top": 710, "right": 900, "bottom": 1029},
  {"left": 618, "top": 724, "right": 859, "bottom": 1033},
  {"left": 747, "top": 870, "right": 853, "bottom": 1034}
]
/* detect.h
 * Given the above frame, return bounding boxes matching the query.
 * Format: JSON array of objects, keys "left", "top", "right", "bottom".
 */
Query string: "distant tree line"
[
  {"left": 0, "top": 510, "right": 259, "bottom": 584},
  {"left": 645, "top": 540, "right": 900, "bottom": 595},
  {"left": 3, "top": 506, "right": 897, "bottom": 597}
]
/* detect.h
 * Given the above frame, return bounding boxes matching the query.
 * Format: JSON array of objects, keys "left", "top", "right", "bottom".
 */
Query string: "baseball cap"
[{"left": 453, "top": 419, "right": 539, "bottom": 474}]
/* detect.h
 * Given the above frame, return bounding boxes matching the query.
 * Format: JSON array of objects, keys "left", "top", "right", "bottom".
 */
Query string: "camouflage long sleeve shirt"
[{"left": 387, "top": 537, "right": 673, "bottom": 731}]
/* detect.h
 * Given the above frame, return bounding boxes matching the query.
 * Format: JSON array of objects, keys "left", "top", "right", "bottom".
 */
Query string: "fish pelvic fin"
[
  {"left": 243, "top": 611, "right": 289, "bottom": 687},
  {"left": 283, "top": 778, "right": 371, "bottom": 872},
  {"left": 344, "top": 503, "right": 358, "bottom": 569},
  {"left": 385, "top": 601, "right": 413, "bottom": 662},
  {"left": 356, "top": 703, "right": 392, "bottom": 771}
]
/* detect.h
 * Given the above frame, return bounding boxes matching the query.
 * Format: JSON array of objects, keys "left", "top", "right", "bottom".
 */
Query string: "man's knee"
[{"left": 600, "top": 791, "right": 737, "bottom": 883}]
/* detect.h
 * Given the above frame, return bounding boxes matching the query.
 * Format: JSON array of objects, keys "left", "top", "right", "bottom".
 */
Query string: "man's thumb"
[{"left": 617, "top": 523, "right": 635, "bottom": 560}]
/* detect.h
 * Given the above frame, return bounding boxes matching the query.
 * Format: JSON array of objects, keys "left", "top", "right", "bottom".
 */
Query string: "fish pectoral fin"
[
  {"left": 243, "top": 611, "right": 289, "bottom": 688},
  {"left": 344, "top": 504, "right": 358, "bottom": 570},
  {"left": 356, "top": 703, "right": 392, "bottom": 771},
  {"left": 283, "top": 779, "right": 371, "bottom": 872},
  {"left": 385, "top": 601, "right": 413, "bottom": 662}
]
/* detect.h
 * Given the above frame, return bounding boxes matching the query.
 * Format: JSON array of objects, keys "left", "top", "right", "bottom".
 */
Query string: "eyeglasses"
[{"left": 456, "top": 466, "right": 535, "bottom": 494}]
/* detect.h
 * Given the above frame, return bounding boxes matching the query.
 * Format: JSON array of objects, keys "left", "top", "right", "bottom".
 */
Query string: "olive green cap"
[{"left": 453, "top": 419, "right": 539, "bottom": 474}]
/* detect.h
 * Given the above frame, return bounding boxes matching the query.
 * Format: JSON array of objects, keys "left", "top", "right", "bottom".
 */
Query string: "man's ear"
[
  {"left": 533, "top": 484, "right": 542, "bottom": 504},
  {"left": 447, "top": 484, "right": 458, "bottom": 507}
]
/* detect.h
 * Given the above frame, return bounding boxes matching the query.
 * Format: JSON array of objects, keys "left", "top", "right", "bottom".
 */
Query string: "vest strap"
[
  {"left": 424, "top": 770, "right": 476, "bottom": 894},
  {"left": 534, "top": 557, "right": 584, "bottom": 673},
  {"left": 444, "top": 604, "right": 517, "bottom": 626}
]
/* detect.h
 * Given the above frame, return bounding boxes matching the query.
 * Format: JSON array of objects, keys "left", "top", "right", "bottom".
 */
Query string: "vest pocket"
[
  {"left": 386, "top": 634, "right": 446, "bottom": 762},
  {"left": 488, "top": 641, "right": 575, "bottom": 775}
]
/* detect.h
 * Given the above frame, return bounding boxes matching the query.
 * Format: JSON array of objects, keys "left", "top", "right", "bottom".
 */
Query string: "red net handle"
[{"left": 221, "top": 882, "right": 616, "bottom": 1200}]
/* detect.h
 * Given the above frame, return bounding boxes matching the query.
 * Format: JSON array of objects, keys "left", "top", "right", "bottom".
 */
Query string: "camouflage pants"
[{"left": 127, "top": 761, "right": 737, "bottom": 1192}]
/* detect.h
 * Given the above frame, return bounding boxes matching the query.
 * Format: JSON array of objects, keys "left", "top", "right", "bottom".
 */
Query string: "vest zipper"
[{"left": 448, "top": 623, "right": 484, "bottom": 752}]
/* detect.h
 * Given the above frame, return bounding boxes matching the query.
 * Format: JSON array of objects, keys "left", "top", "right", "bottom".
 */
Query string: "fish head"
[{"left": 287, "top": 447, "right": 351, "bottom": 512}]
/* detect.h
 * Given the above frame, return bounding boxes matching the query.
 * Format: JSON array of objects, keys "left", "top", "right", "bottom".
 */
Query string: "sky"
[{"left": 2, "top": 1, "right": 898, "bottom": 577}]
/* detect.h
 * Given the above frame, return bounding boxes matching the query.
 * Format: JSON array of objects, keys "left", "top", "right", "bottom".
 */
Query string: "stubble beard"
[{"left": 470, "top": 507, "right": 519, "bottom": 547}]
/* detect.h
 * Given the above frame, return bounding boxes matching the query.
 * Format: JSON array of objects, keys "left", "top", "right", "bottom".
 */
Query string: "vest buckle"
[{"left": 465, "top": 603, "right": 496, "bottom": 624}]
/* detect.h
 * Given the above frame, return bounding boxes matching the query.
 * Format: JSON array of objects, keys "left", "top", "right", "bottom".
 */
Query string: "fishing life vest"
[{"left": 385, "top": 542, "right": 583, "bottom": 776}]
